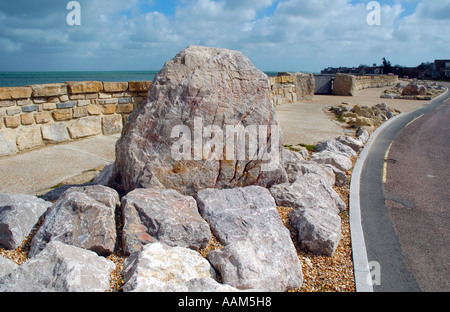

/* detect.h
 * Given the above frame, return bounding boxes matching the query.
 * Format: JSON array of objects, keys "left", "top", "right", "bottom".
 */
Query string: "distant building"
[{"left": 432, "top": 60, "right": 450, "bottom": 79}]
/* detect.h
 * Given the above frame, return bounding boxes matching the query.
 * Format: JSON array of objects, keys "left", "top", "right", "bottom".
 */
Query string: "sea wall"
[
  {"left": 0, "top": 74, "right": 316, "bottom": 157},
  {"left": 269, "top": 73, "right": 315, "bottom": 106},
  {"left": 332, "top": 73, "right": 398, "bottom": 96},
  {"left": 0, "top": 81, "right": 151, "bottom": 157}
]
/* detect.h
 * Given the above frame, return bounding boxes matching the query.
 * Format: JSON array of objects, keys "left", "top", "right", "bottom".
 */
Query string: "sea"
[{"left": 0, "top": 71, "right": 280, "bottom": 88}]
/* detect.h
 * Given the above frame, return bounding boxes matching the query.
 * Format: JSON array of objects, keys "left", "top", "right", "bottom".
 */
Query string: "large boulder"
[
  {"left": 0, "top": 241, "right": 115, "bottom": 292},
  {"left": 111, "top": 46, "right": 287, "bottom": 196},
  {"left": 197, "top": 186, "right": 303, "bottom": 291},
  {"left": 122, "top": 243, "right": 219, "bottom": 292},
  {"left": 270, "top": 173, "right": 346, "bottom": 215},
  {"left": 121, "top": 188, "right": 211, "bottom": 255},
  {"left": 0, "top": 193, "right": 51, "bottom": 250},
  {"left": 29, "top": 185, "right": 120, "bottom": 257},
  {"left": 289, "top": 208, "right": 342, "bottom": 256}
]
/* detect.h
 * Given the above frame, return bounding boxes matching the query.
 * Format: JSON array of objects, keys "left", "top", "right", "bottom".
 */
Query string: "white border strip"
[{"left": 349, "top": 113, "right": 404, "bottom": 292}]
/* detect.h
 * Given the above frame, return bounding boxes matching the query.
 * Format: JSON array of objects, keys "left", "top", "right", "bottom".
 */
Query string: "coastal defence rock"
[
  {"left": 29, "top": 185, "right": 120, "bottom": 257},
  {"left": 0, "top": 193, "right": 51, "bottom": 250},
  {"left": 0, "top": 241, "right": 115, "bottom": 292},
  {"left": 197, "top": 186, "right": 303, "bottom": 291},
  {"left": 111, "top": 45, "right": 287, "bottom": 196},
  {"left": 121, "top": 188, "right": 211, "bottom": 255}
]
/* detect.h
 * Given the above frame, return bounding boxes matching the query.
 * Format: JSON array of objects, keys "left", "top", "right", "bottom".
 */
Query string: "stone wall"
[
  {"left": 269, "top": 73, "right": 315, "bottom": 106},
  {"left": 0, "top": 81, "right": 151, "bottom": 157},
  {"left": 332, "top": 73, "right": 398, "bottom": 96}
]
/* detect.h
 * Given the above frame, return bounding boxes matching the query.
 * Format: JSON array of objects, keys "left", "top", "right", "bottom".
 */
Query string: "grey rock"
[
  {"left": 0, "top": 241, "right": 115, "bottom": 292},
  {"left": 282, "top": 148, "right": 305, "bottom": 183},
  {"left": 0, "top": 193, "right": 51, "bottom": 250},
  {"left": 297, "top": 160, "right": 336, "bottom": 186},
  {"left": 0, "top": 256, "right": 18, "bottom": 278},
  {"left": 336, "top": 136, "right": 364, "bottom": 152},
  {"left": 356, "top": 128, "right": 370, "bottom": 144},
  {"left": 310, "top": 151, "right": 353, "bottom": 172},
  {"left": 289, "top": 208, "right": 342, "bottom": 257},
  {"left": 92, "top": 163, "right": 114, "bottom": 186},
  {"left": 324, "top": 164, "right": 347, "bottom": 187},
  {"left": 270, "top": 173, "right": 346, "bottom": 215},
  {"left": 122, "top": 243, "right": 216, "bottom": 292},
  {"left": 197, "top": 186, "right": 303, "bottom": 292},
  {"left": 111, "top": 45, "right": 287, "bottom": 196},
  {"left": 29, "top": 185, "right": 119, "bottom": 257},
  {"left": 208, "top": 225, "right": 303, "bottom": 292},
  {"left": 196, "top": 186, "right": 282, "bottom": 245},
  {"left": 315, "top": 139, "right": 357, "bottom": 158},
  {"left": 121, "top": 188, "right": 211, "bottom": 255}
]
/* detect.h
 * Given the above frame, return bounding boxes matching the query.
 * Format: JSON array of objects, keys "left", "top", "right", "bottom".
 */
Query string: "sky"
[{"left": 0, "top": 0, "right": 449, "bottom": 73}]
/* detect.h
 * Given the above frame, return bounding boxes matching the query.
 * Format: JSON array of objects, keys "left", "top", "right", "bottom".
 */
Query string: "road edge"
[
  {"left": 349, "top": 113, "right": 405, "bottom": 292},
  {"left": 349, "top": 85, "right": 449, "bottom": 292}
]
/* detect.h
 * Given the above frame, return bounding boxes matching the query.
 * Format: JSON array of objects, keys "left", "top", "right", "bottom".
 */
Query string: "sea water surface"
[{"left": 0, "top": 71, "right": 280, "bottom": 88}]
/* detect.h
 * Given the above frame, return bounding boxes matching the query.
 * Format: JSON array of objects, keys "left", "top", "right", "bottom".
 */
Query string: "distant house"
[{"left": 432, "top": 60, "right": 450, "bottom": 79}]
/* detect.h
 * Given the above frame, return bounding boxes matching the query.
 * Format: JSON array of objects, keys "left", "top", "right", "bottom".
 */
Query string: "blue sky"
[{"left": 0, "top": 0, "right": 449, "bottom": 72}]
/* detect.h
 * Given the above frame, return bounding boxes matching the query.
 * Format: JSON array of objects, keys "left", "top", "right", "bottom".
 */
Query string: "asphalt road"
[{"left": 360, "top": 83, "right": 450, "bottom": 292}]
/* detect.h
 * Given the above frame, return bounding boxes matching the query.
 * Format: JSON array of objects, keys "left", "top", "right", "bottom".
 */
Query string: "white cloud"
[{"left": 0, "top": 0, "right": 448, "bottom": 71}]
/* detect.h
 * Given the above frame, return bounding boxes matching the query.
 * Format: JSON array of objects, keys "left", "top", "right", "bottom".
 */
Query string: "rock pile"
[
  {"left": 330, "top": 103, "right": 400, "bottom": 128},
  {"left": 381, "top": 81, "right": 446, "bottom": 100},
  {"left": 1, "top": 46, "right": 373, "bottom": 292}
]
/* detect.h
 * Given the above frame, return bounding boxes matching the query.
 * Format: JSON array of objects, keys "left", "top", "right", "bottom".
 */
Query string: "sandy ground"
[{"left": 276, "top": 85, "right": 429, "bottom": 146}]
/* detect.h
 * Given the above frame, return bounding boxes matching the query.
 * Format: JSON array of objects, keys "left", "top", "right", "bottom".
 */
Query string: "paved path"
[
  {"left": 357, "top": 84, "right": 450, "bottom": 292},
  {"left": 0, "top": 134, "right": 119, "bottom": 196}
]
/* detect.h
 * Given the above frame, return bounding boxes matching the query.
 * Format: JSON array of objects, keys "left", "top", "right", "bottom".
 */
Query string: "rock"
[
  {"left": 315, "top": 139, "right": 357, "bottom": 158},
  {"left": 0, "top": 256, "right": 18, "bottom": 278},
  {"left": 102, "top": 115, "right": 123, "bottom": 135},
  {"left": 128, "top": 81, "right": 152, "bottom": 92},
  {"left": 353, "top": 105, "right": 375, "bottom": 118},
  {"left": 92, "top": 163, "right": 114, "bottom": 186},
  {"left": 294, "top": 73, "right": 315, "bottom": 101},
  {"left": 324, "top": 164, "right": 347, "bottom": 187},
  {"left": 103, "top": 82, "right": 128, "bottom": 93},
  {"left": 196, "top": 186, "right": 282, "bottom": 245},
  {"left": 208, "top": 225, "right": 303, "bottom": 292},
  {"left": 41, "top": 123, "right": 70, "bottom": 143},
  {"left": 402, "top": 83, "right": 427, "bottom": 96},
  {"left": 29, "top": 185, "right": 119, "bottom": 257},
  {"left": 336, "top": 136, "right": 364, "bottom": 152},
  {"left": 16, "top": 126, "right": 43, "bottom": 151},
  {"left": 0, "top": 87, "right": 32, "bottom": 100},
  {"left": 297, "top": 160, "right": 336, "bottom": 186},
  {"left": 31, "top": 83, "right": 67, "bottom": 97},
  {"left": 66, "top": 81, "right": 103, "bottom": 94},
  {"left": 356, "top": 116, "right": 374, "bottom": 127},
  {"left": 121, "top": 188, "right": 211, "bottom": 255},
  {"left": 0, "top": 241, "right": 115, "bottom": 292},
  {"left": 67, "top": 116, "right": 102, "bottom": 139},
  {"left": 289, "top": 208, "right": 341, "bottom": 257},
  {"left": 282, "top": 148, "right": 304, "bottom": 183},
  {"left": 111, "top": 46, "right": 287, "bottom": 196},
  {"left": 310, "top": 151, "right": 353, "bottom": 172},
  {"left": 0, "top": 193, "right": 51, "bottom": 250},
  {"left": 122, "top": 243, "right": 216, "bottom": 292},
  {"left": 270, "top": 173, "right": 346, "bottom": 215},
  {"left": 0, "top": 129, "right": 18, "bottom": 157},
  {"left": 356, "top": 128, "right": 370, "bottom": 144},
  {"left": 197, "top": 186, "right": 303, "bottom": 292}
]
